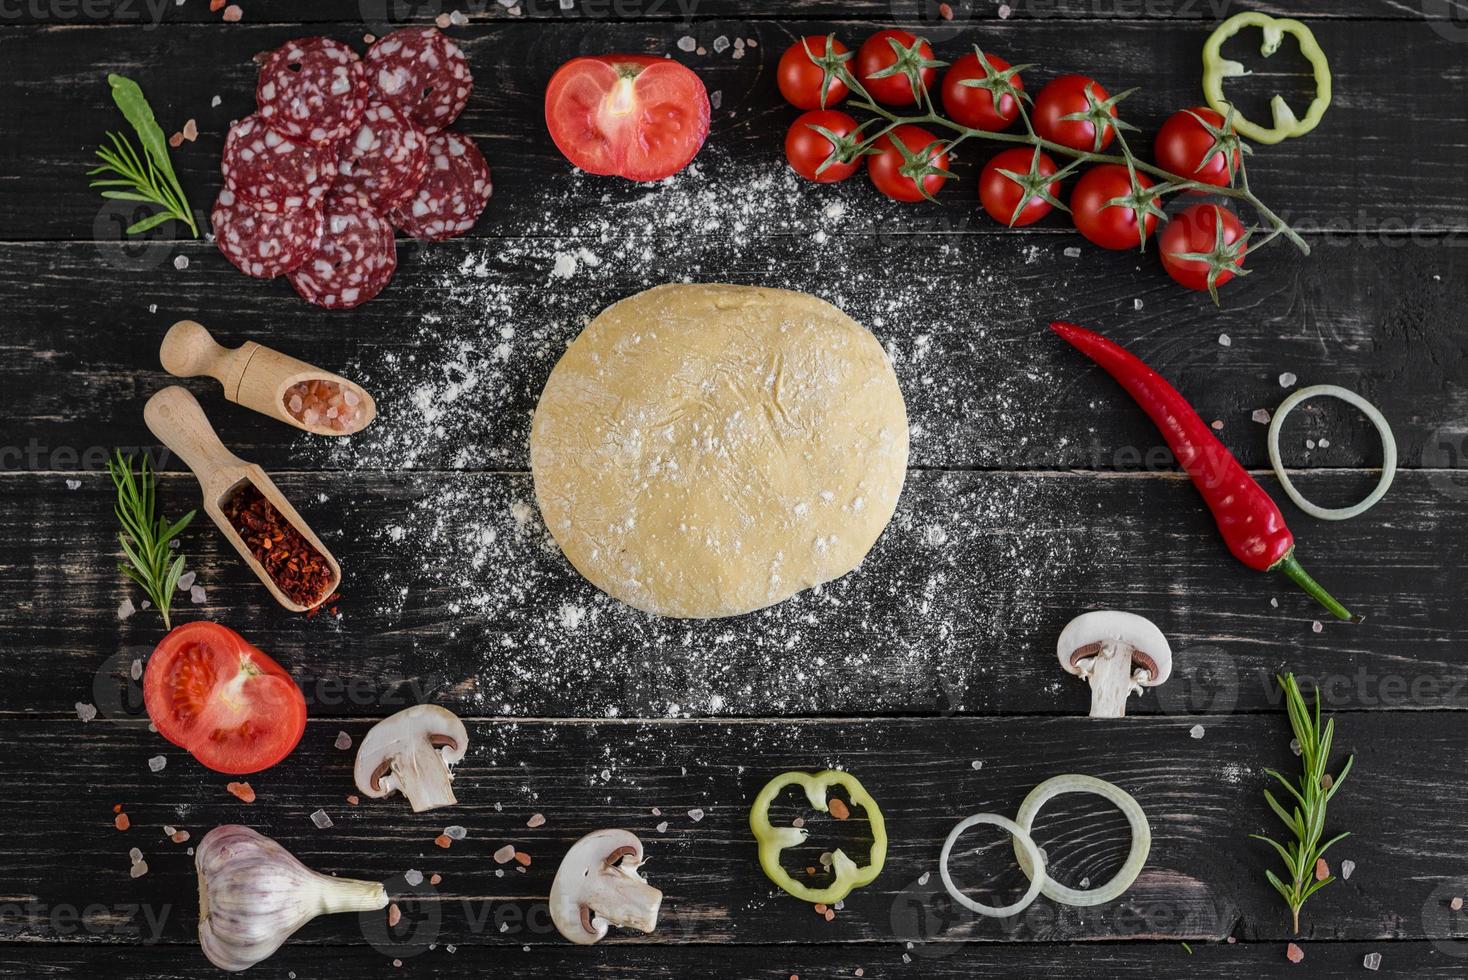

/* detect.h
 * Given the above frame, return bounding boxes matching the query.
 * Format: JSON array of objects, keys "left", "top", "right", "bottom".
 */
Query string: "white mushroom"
[
  {"left": 353, "top": 705, "right": 468, "bottom": 812},
  {"left": 1057, "top": 611, "right": 1172, "bottom": 718},
  {"left": 549, "top": 829, "right": 662, "bottom": 945}
]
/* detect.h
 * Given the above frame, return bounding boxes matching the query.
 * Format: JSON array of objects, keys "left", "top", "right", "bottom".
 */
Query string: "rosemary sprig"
[
  {"left": 803, "top": 38, "right": 1308, "bottom": 258},
  {"left": 1251, "top": 673, "right": 1354, "bottom": 933},
  {"left": 88, "top": 74, "right": 198, "bottom": 237},
  {"left": 107, "top": 450, "right": 195, "bottom": 630}
]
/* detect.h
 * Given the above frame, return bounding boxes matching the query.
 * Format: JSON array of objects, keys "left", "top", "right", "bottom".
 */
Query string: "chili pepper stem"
[{"left": 1273, "top": 551, "right": 1353, "bottom": 622}]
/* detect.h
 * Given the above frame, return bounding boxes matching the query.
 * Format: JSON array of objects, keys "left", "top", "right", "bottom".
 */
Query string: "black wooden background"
[{"left": 3, "top": 0, "right": 1468, "bottom": 977}]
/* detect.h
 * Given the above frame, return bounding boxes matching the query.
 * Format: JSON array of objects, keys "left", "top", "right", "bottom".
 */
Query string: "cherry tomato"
[
  {"left": 1070, "top": 164, "right": 1157, "bottom": 250},
  {"left": 777, "top": 36, "right": 850, "bottom": 110},
  {"left": 785, "top": 109, "right": 863, "bottom": 183},
  {"left": 1155, "top": 107, "right": 1239, "bottom": 188},
  {"left": 1160, "top": 203, "right": 1248, "bottom": 293},
  {"left": 979, "top": 148, "right": 1060, "bottom": 227},
  {"left": 856, "top": 29, "right": 937, "bottom": 106},
  {"left": 143, "top": 622, "right": 306, "bottom": 774},
  {"left": 941, "top": 51, "right": 1024, "bottom": 131},
  {"left": 867, "top": 124, "right": 948, "bottom": 202},
  {"left": 544, "top": 55, "right": 711, "bottom": 181},
  {"left": 1033, "top": 74, "right": 1116, "bottom": 151}
]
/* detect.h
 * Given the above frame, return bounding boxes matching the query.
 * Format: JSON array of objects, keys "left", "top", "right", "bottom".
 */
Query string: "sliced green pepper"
[
  {"left": 1202, "top": 12, "right": 1331, "bottom": 145},
  {"left": 749, "top": 770, "right": 887, "bottom": 904}
]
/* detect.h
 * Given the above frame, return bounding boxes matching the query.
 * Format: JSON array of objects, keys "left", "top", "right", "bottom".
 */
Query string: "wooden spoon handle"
[
  {"left": 143, "top": 386, "right": 246, "bottom": 496},
  {"left": 159, "top": 320, "right": 255, "bottom": 393}
]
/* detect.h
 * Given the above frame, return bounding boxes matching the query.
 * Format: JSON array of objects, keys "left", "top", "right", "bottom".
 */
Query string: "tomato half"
[
  {"left": 1154, "top": 107, "right": 1238, "bottom": 188},
  {"left": 1070, "top": 164, "right": 1157, "bottom": 250},
  {"left": 867, "top": 124, "right": 948, "bottom": 202},
  {"left": 1033, "top": 74, "right": 1116, "bottom": 151},
  {"left": 778, "top": 36, "right": 850, "bottom": 110},
  {"left": 144, "top": 622, "right": 306, "bottom": 774},
  {"left": 941, "top": 52, "right": 1024, "bottom": 131},
  {"left": 856, "top": 29, "right": 937, "bottom": 106},
  {"left": 979, "top": 147, "right": 1060, "bottom": 227},
  {"left": 1160, "top": 203, "right": 1248, "bottom": 293},
  {"left": 785, "top": 109, "right": 863, "bottom": 183},
  {"left": 544, "top": 55, "right": 711, "bottom": 181}
]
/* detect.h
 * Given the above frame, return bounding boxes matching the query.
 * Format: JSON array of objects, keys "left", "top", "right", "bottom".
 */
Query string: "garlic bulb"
[{"left": 196, "top": 825, "right": 388, "bottom": 972}]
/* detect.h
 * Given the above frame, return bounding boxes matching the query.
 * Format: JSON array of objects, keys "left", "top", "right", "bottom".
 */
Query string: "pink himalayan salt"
[{"left": 283, "top": 378, "right": 363, "bottom": 432}]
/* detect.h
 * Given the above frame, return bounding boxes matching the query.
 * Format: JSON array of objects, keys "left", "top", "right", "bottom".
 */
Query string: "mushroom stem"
[
  {"left": 587, "top": 859, "right": 663, "bottom": 935},
  {"left": 1083, "top": 641, "right": 1142, "bottom": 718},
  {"left": 391, "top": 743, "right": 458, "bottom": 813}
]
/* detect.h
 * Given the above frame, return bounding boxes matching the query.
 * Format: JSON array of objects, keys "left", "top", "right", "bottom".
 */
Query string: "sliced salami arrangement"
[{"left": 209, "top": 28, "right": 490, "bottom": 309}]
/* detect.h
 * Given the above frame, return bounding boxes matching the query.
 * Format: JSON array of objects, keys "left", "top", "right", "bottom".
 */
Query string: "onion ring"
[
  {"left": 1267, "top": 384, "right": 1397, "bottom": 521},
  {"left": 1011, "top": 774, "right": 1150, "bottom": 907},
  {"left": 939, "top": 812, "right": 1047, "bottom": 918}
]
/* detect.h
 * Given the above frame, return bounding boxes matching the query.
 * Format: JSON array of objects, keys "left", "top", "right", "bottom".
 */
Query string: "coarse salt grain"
[
  {"left": 688, "top": 808, "right": 705, "bottom": 822},
  {"left": 1286, "top": 942, "right": 1304, "bottom": 963},
  {"left": 1252, "top": 409, "right": 1271, "bottom": 424},
  {"left": 148, "top": 755, "right": 167, "bottom": 772},
  {"left": 76, "top": 702, "right": 98, "bottom": 722},
  {"left": 310, "top": 809, "right": 334, "bottom": 829},
  {"left": 174, "top": 255, "right": 189, "bottom": 270},
  {"left": 130, "top": 859, "right": 149, "bottom": 878},
  {"left": 493, "top": 844, "right": 516, "bottom": 863},
  {"left": 1219, "top": 333, "right": 1231, "bottom": 346},
  {"left": 445, "top": 825, "right": 467, "bottom": 840},
  {"left": 656, "top": 820, "right": 668, "bottom": 833},
  {"left": 405, "top": 869, "right": 424, "bottom": 886},
  {"left": 1362, "top": 952, "right": 1381, "bottom": 971},
  {"left": 527, "top": 813, "right": 546, "bottom": 828},
  {"left": 335, "top": 731, "right": 353, "bottom": 750},
  {"left": 190, "top": 584, "right": 207, "bottom": 604},
  {"left": 677, "top": 35, "right": 696, "bottom": 52},
  {"left": 1280, "top": 372, "right": 1297, "bottom": 388},
  {"left": 1189, "top": 724, "right": 1205, "bottom": 739},
  {"left": 1341, "top": 859, "right": 1356, "bottom": 880}
]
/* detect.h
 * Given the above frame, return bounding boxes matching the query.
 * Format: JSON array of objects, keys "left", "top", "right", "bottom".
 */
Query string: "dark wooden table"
[{"left": 4, "top": 1, "right": 1468, "bottom": 976}]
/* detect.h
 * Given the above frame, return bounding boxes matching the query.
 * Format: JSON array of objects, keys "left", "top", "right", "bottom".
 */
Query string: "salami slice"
[
  {"left": 256, "top": 37, "right": 368, "bottom": 145},
  {"left": 221, "top": 113, "right": 336, "bottom": 213},
  {"left": 334, "top": 102, "right": 429, "bottom": 213},
  {"left": 364, "top": 28, "right": 473, "bottom": 134},
  {"left": 211, "top": 188, "right": 323, "bottom": 280},
  {"left": 287, "top": 192, "right": 398, "bottom": 309},
  {"left": 388, "top": 132, "right": 491, "bottom": 241}
]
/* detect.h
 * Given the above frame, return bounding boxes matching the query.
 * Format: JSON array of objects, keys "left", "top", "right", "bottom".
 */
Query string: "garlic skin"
[{"left": 197, "top": 825, "right": 388, "bottom": 972}]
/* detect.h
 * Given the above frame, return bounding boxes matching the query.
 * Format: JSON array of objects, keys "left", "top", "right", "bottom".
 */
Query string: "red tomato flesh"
[
  {"left": 144, "top": 622, "right": 306, "bottom": 774},
  {"left": 544, "top": 55, "right": 711, "bottom": 182}
]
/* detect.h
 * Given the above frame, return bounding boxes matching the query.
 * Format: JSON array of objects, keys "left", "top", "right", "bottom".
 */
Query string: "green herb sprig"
[
  {"left": 89, "top": 74, "right": 198, "bottom": 237},
  {"left": 1251, "top": 673, "right": 1354, "bottom": 933},
  {"left": 108, "top": 450, "right": 195, "bottom": 629}
]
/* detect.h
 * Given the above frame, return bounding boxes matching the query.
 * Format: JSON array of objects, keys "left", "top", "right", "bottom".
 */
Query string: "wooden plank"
[
  {"left": 0, "top": 715, "right": 1460, "bottom": 946},
  {"left": 1, "top": 0, "right": 1459, "bottom": 26},
  {"left": 0, "top": 941, "right": 1452, "bottom": 978},
  {"left": 4, "top": 18, "right": 1467, "bottom": 242},
  {"left": 3, "top": 234, "right": 1464, "bottom": 475},
  {"left": 6, "top": 468, "right": 1464, "bottom": 718}
]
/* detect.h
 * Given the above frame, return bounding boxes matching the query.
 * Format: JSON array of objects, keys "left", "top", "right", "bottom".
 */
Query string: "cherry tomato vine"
[{"left": 778, "top": 31, "right": 1311, "bottom": 301}]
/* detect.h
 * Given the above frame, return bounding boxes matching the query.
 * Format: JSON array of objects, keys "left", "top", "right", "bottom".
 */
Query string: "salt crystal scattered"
[
  {"left": 173, "top": 255, "right": 189, "bottom": 270},
  {"left": 917, "top": 871, "right": 930, "bottom": 885},
  {"left": 310, "top": 809, "right": 333, "bottom": 829},
  {"left": 129, "top": 847, "right": 143, "bottom": 864},
  {"left": 1064, "top": 246, "right": 1082, "bottom": 258},
  {"left": 677, "top": 36, "right": 696, "bottom": 52},
  {"left": 66, "top": 478, "right": 81, "bottom": 490},
  {"left": 998, "top": 2, "right": 1011, "bottom": 16},
  {"left": 449, "top": 9, "right": 468, "bottom": 24},
  {"left": 221, "top": 4, "right": 241, "bottom": 21},
  {"left": 1189, "top": 724, "right": 1205, "bottom": 739},
  {"left": 130, "top": 859, "right": 149, "bottom": 878},
  {"left": 405, "top": 868, "right": 424, "bottom": 886},
  {"left": 75, "top": 702, "right": 98, "bottom": 722},
  {"left": 1279, "top": 372, "right": 1297, "bottom": 388},
  {"left": 1271, "top": 597, "right": 1280, "bottom": 609},
  {"left": 1319, "top": 437, "right": 1330, "bottom": 448},
  {"left": 163, "top": 826, "right": 176, "bottom": 836},
  {"left": 176, "top": 571, "right": 197, "bottom": 591},
  {"left": 527, "top": 813, "right": 546, "bottom": 828},
  {"left": 1286, "top": 942, "right": 1304, "bottom": 963},
  {"left": 493, "top": 844, "right": 516, "bottom": 863},
  {"left": 1315, "top": 857, "right": 1330, "bottom": 880},
  {"left": 712, "top": 35, "right": 730, "bottom": 53},
  {"left": 1219, "top": 333, "right": 1231, "bottom": 346},
  {"left": 1312, "top": 620, "right": 1323, "bottom": 633},
  {"left": 1342, "top": 859, "right": 1356, "bottom": 880},
  {"left": 445, "top": 825, "right": 468, "bottom": 840},
  {"left": 1133, "top": 298, "right": 1143, "bottom": 310},
  {"left": 1252, "top": 409, "right": 1271, "bottom": 424},
  {"left": 710, "top": 90, "right": 723, "bottom": 110},
  {"left": 131, "top": 659, "right": 143, "bottom": 680},
  {"left": 1290, "top": 738, "right": 1302, "bottom": 755},
  {"left": 335, "top": 731, "right": 352, "bottom": 750},
  {"left": 688, "top": 808, "right": 705, "bottom": 822},
  {"left": 117, "top": 598, "right": 135, "bottom": 620},
  {"left": 651, "top": 807, "right": 662, "bottom": 816},
  {"left": 190, "top": 585, "right": 206, "bottom": 604},
  {"left": 1362, "top": 952, "right": 1381, "bottom": 971},
  {"left": 1451, "top": 895, "right": 1463, "bottom": 910},
  {"left": 656, "top": 821, "right": 669, "bottom": 833},
  {"left": 148, "top": 755, "right": 167, "bottom": 772},
  {"left": 1211, "top": 420, "right": 1224, "bottom": 431},
  {"left": 211, "top": 95, "right": 222, "bottom": 107},
  {"left": 970, "top": 760, "right": 983, "bottom": 770}
]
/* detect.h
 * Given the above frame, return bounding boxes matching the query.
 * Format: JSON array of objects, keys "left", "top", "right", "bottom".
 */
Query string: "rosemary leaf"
[
  {"left": 89, "top": 75, "right": 198, "bottom": 238},
  {"left": 107, "top": 451, "right": 196, "bottom": 630}
]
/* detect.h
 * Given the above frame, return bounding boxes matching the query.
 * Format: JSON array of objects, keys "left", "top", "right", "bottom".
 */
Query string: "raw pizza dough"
[{"left": 530, "top": 283, "right": 908, "bottom": 619}]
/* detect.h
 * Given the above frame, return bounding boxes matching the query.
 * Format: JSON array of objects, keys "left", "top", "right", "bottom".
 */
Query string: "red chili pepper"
[{"left": 1051, "top": 321, "right": 1353, "bottom": 621}]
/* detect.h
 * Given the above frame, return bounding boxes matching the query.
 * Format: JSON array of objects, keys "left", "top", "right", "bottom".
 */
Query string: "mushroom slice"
[
  {"left": 549, "top": 829, "right": 663, "bottom": 945},
  {"left": 1057, "top": 611, "right": 1173, "bottom": 718},
  {"left": 353, "top": 704, "right": 469, "bottom": 812}
]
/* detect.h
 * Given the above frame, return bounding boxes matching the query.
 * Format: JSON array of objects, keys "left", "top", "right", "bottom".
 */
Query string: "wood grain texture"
[
  {"left": 3, "top": 235, "right": 1465, "bottom": 475},
  {"left": 0, "top": 942, "right": 1459, "bottom": 978},
  {"left": 4, "top": 17, "right": 1468, "bottom": 242},
  {"left": 3, "top": 715, "right": 1463, "bottom": 948},
  {"left": 7, "top": 468, "right": 1464, "bottom": 718}
]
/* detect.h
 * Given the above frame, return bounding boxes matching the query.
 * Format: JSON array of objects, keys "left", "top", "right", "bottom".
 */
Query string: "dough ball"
[{"left": 531, "top": 283, "right": 908, "bottom": 619}]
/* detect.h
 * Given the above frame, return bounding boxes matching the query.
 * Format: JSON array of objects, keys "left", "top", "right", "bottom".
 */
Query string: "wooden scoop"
[
  {"left": 160, "top": 320, "right": 376, "bottom": 436},
  {"left": 144, "top": 385, "right": 342, "bottom": 613}
]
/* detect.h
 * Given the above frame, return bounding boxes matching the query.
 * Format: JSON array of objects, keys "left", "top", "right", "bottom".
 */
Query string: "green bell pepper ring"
[
  {"left": 1202, "top": 12, "right": 1331, "bottom": 145},
  {"left": 749, "top": 770, "right": 887, "bottom": 904}
]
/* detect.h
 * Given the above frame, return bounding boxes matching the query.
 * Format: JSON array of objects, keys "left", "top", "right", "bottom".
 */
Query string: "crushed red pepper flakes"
[
  {"left": 114, "top": 812, "right": 131, "bottom": 831},
  {"left": 434, "top": 834, "right": 453, "bottom": 849},
  {"left": 828, "top": 798, "right": 850, "bottom": 820},
  {"left": 226, "top": 781, "right": 256, "bottom": 803},
  {"left": 223, "top": 483, "right": 333, "bottom": 609},
  {"left": 209, "top": 0, "right": 224, "bottom": 8},
  {"left": 113, "top": 803, "right": 124, "bottom": 814}
]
